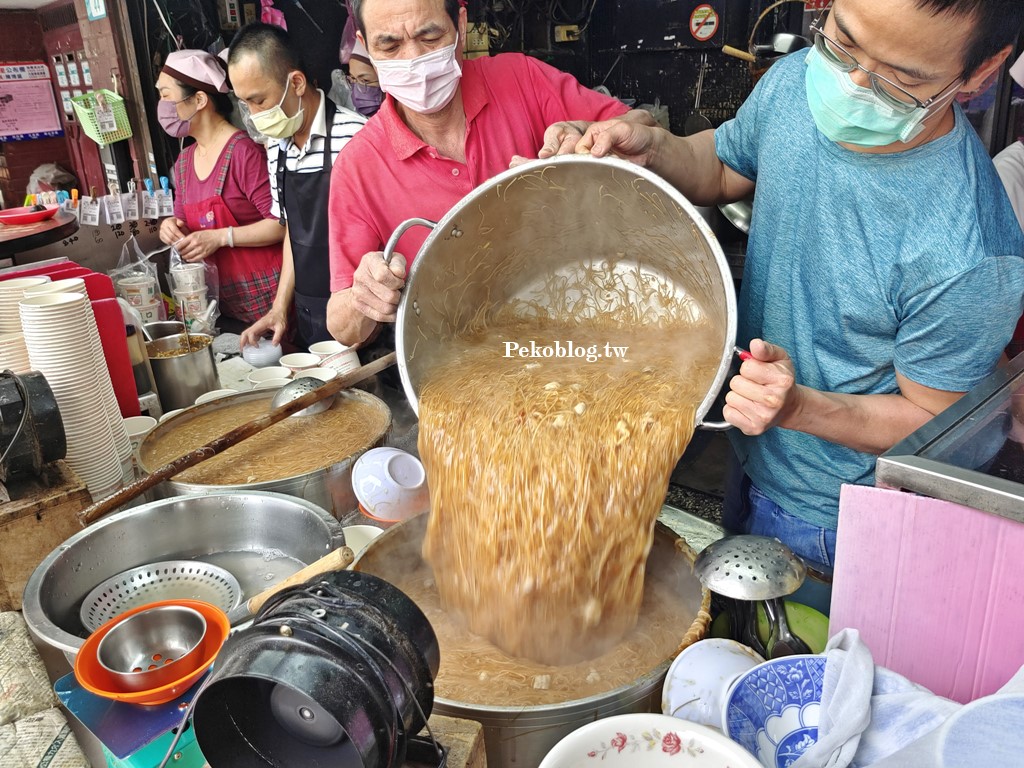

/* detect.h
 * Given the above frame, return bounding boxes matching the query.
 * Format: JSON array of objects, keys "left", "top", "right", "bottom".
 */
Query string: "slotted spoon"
[{"left": 693, "top": 534, "right": 806, "bottom": 601}]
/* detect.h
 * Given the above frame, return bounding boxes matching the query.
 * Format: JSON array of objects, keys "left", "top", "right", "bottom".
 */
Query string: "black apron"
[{"left": 278, "top": 99, "right": 336, "bottom": 347}]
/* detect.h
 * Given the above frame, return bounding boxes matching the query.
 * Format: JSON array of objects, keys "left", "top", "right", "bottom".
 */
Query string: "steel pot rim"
[{"left": 393, "top": 154, "right": 738, "bottom": 429}]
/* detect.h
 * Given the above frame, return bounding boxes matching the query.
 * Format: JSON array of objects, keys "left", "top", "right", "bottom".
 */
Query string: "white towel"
[{"left": 791, "top": 628, "right": 959, "bottom": 768}]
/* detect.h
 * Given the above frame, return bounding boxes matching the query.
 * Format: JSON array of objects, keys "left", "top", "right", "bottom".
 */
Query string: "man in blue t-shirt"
[{"left": 566, "top": 0, "right": 1024, "bottom": 588}]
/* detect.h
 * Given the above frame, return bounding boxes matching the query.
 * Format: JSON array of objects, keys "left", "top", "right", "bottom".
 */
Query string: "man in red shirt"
[{"left": 326, "top": 0, "right": 652, "bottom": 346}]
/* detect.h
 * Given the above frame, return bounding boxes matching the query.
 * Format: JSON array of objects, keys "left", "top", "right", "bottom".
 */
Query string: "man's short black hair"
[
  {"left": 227, "top": 22, "right": 306, "bottom": 83},
  {"left": 350, "top": 0, "right": 460, "bottom": 40},
  {"left": 916, "top": 0, "right": 1024, "bottom": 78}
]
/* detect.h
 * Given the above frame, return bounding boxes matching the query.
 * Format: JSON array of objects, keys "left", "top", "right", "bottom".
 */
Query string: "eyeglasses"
[
  {"left": 810, "top": 7, "right": 960, "bottom": 112},
  {"left": 346, "top": 74, "right": 380, "bottom": 88}
]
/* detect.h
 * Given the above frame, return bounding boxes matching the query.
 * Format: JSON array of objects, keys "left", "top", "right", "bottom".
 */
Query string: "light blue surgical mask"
[{"left": 804, "top": 46, "right": 952, "bottom": 147}]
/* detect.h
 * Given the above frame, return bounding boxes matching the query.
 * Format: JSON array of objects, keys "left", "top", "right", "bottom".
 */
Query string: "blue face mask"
[{"left": 804, "top": 46, "right": 947, "bottom": 147}]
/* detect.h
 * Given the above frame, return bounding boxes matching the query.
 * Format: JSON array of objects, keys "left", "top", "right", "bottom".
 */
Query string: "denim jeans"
[{"left": 723, "top": 461, "right": 836, "bottom": 615}]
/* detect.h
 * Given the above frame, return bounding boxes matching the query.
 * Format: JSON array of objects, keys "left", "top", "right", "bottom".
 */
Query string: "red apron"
[{"left": 176, "top": 132, "right": 281, "bottom": 325}]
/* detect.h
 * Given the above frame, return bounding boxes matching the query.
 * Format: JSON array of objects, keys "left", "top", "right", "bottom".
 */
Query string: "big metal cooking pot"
[
  {"left": 145, "top": 332, "right": 219, "bottom": 411},
  {"left": 389, "top": 155, "right": 738, "bottom": 429},
  {"left": 22, "top": 491, "right": 345, "bottom": 659},
  {"left": 138, "top": 388, "right": 392, "bottom": 520}
]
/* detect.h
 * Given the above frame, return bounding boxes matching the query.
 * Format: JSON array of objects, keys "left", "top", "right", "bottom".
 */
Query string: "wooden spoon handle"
[
  {"left": 246, "top": 546, "right": 355, "bottom": 615},
  {"left": 79, "top": 352, "right": 397, "bottom": 526}
]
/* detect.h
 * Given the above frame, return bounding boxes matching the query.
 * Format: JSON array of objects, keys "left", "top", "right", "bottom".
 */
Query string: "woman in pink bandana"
[{"left": 156, "top": 49, "right": 284, "bottom": 332}]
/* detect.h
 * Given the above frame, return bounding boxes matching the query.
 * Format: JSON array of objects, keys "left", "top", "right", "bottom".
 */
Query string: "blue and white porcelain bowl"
[{"left": 722, "top": 654, "right": 825, "bottom": 768}]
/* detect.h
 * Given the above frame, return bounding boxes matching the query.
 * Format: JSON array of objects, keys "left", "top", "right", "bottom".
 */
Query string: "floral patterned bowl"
[
  {"left": 539, "top": 713, "right": 762, "bottom": 768},
  {"left": 722, "top": 655, "right": 825, "bottom": 768}
]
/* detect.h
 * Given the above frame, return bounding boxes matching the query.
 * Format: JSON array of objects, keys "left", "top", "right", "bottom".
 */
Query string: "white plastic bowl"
[
  {"left": 351, "top": 447, "right": 430, "bottom": 523},
  {"left": 253, "top": 378, "right": 291, "bottom": 390},
  {"left": 342, "top": 524, "right": 384, "bottom": 555},
  {"left": 241, "top": 338, "right": 284, "bottom": 368},
  {"left": 195, "top": 389, "right": 239, "bottom": 405},
  {"left": 662, "top": 638, "right": 764, "bottom": 730},
  {"left": 294, "top": 367, "right": 337, "bottom": 383}
]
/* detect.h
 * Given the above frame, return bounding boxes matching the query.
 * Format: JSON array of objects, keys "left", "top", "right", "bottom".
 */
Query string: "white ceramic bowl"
[
  {"left": 247, "top": 366, "right": 292, "bottom": 384},
  {"left": 539, "top": 713, "right": 761, "bottom": 768},
  {"left": 351, "top": 447, "right": 430, "bottom": 523},
  {"left": 342, "top": 524, "right": 384, "bottom": 556},
  {"left": 294, "top": 367, "right": 337, "bottom": 383},
  {"left": 723, "top": 655, "right": 825, "bottom": 768},
  {"left": 241, "top": 337, "right": 284, "bottom": 368},
  {"left": 662, "top": 638, "right": 765, "bottom": 730},
  {"left": 253, "top": 378, "right": 291, "bottom": 390},
  {"left": 195, "top": 389, "right": 239, "bottom": 405},
  {"left": 279, "top": 352, "right": 320, "bottom": 372}
]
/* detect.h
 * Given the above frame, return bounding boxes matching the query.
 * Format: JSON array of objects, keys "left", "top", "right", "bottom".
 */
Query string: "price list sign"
[{"left": 0, "top": 61, "right": 64, "bottom": 141}]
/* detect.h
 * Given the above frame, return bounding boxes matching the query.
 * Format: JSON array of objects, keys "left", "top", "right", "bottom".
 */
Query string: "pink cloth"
[
  {"left": 162, "top": 49, "right": 229, "bottom": 93},
  {"left": 327, "top": 53, "right": 629, "bottom": 291},
  {"left": 173, "top": 134, "right": 276, "bottom": 224}
]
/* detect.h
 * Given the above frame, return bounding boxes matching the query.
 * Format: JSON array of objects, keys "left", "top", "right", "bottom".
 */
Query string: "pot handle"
[
  {"left": 697, "top": 347, "right": 754, "bottom": 432},
  {"left": 382, "top": 217, "right": 437, "bottom": 266}
]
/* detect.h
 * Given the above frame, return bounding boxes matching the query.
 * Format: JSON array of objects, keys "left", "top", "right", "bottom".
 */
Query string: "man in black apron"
[{"left": 229, "top": 23, "right": 365, "bottom": 351}]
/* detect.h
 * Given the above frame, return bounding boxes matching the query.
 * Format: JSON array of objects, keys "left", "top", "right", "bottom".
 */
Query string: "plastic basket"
[{"left": 71, "top": 89, "right": 133, "bottom": 145}]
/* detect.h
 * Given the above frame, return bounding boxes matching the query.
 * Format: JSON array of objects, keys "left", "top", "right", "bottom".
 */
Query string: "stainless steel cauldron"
[
  {"left": 138, "top": 388, "right": 391, "bottom": 520},
  {"left": 389, "top": 155, "right": 737, "bottom": 429},
  {"left": 22, "top": 491, "right": 345, "bottom": 658},
  {"left": 353, "top": 514, "right": 712, "bottom": 768}
]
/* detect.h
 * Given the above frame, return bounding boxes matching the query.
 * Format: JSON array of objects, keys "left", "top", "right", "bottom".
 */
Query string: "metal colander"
[
  {"left": 80, "top": 560, "right": 242, "bottom": 633},
  {"left": 693, "top": 535, "right": 806, "bottom": 601}
]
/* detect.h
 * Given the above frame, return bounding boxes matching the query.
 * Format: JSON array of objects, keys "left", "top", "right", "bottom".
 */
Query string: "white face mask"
[
  {"left": 370, "top": 35, "right": 462, "bottom": 115},
  {"left": 251, "top": 73, "right": 305, "bottom": 139}
]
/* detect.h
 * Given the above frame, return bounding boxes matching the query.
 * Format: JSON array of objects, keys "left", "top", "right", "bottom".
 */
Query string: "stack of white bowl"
[
  {"left": 19, "top": 292, "right": 130, "bottom": 496},
  {"left": 23, "top": 277, "right": 134, "bottom": 481},
  {"left": 0, "top": 276, "right": 51, "bottom": 333}
]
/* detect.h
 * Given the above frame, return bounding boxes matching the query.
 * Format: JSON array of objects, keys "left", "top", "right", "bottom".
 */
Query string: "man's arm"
[
  {"left": 327, "top": 251, "right": 407, "bottom": 347},
  {"left": 724, "top": 339, "right": 963, "bottom": 455},
  {"left": 240, "top": 223, "right": 295, "bottom": 348}
]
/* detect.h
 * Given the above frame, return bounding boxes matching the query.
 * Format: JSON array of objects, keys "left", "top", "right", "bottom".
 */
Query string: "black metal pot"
[{"left": 192, "top": 570, "right": 440, "bottom": 768}]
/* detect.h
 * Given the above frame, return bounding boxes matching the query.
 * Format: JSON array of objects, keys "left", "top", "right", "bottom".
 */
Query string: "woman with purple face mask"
[
  {"left": 346, "top": 39, "right": 383, "bottom": 117},
  {"left": 155, "top": 49, "right": 284, "bottom": 332}
]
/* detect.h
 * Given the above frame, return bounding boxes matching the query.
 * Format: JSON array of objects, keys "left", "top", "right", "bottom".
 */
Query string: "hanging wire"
[
  {"left": 149, "top": 0, "right": 183, "bottom": 50},
  {"left": 0, "top": 372, "right": 30, "bottom": 467}
]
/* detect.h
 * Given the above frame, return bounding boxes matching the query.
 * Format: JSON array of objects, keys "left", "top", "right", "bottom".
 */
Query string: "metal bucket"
[
  {"left": 145, "top": 332, "right": 219, "bottom": 411},
  {"left": 22, "top": 491, "right": 345, "bottom": 659},
  {"left": 391, "top": 155, "right": 737, "bottom": 429},
  {"left": 353, "top": 514, "right": 711, "bottom": 768},
  {"left": 138, "top": 388, "right": 392, "bottom": 520}
]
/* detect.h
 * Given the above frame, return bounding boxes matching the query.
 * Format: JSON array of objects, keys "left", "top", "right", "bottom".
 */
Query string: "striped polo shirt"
[{"left": 267, "top": 89, "right": 365, "bottom": 221}]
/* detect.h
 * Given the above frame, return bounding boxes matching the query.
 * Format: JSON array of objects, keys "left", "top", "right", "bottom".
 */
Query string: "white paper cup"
[
  {"left": 320, "top": 347, "right": 360, "bottom": 375},
  {"left": 253, "top": 378, "right": 290, "bottom": 390},
  {"left": 122, "top": 415, "right": 157, "bottom": 448},
  {"left": 248, "top": 366, "right": 292, "bottom": 384},
  {"left": 173, "top": 288, "right": 208, "bottom": 322},
  {"left": 170, "top": 263, "right": 206, "bottom": 292},
  {"left": 119, "top": 276, "right": 158, "bottom": 306},
  {"left": 159, "top": 409, "right": 185, "bottom": 423},
  {"left": 294, "top": 367, "right": 337, "bottom": 383},
  {"left": 279, "top": 352, "right": 320, "bottom": 372},
  {"left": 137, "top": 301, "right": 163, "bottom": 323},
  {"left": 308, "top": 340, "right": 346, "bottom": 358}
]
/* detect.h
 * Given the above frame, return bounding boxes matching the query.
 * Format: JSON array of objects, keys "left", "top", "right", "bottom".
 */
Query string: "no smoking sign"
[{"left": 689, "top": 4, "right": 719, "bottom": 41}]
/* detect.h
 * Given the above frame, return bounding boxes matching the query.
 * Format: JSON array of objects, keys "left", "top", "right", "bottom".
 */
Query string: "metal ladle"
[
  {"left": 763, "top": 597, "right": 812, "bottom": 658},
  {"left": 694, "top": 535, "right": 807, "bottom": 657},
  {"left": 270, "top": 375, "right": 335, "bottom": 417},
  {"left": 684, "top": 53, "right": 712, "bottom": 136}
]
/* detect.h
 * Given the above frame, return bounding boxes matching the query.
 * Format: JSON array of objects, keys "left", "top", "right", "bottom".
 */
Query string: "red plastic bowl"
[
  {"left": 0, "top": 205, "right": 60, "bottom": 225},
  {"left": 74, "top": 599, "right": 230, "bottom": 706}
]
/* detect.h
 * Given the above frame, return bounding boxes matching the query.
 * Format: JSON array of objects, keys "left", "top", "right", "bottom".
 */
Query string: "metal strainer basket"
[{"left": 80, "top": 560, "right": 242, "bottom": 633}]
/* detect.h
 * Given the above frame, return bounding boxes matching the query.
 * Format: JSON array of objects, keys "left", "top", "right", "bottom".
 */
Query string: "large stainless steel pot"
[
  {"left": 354, "top": 514, "right": 711, "bottom": 768},
  {"left": 146, "top": 332, "right": 219, "bottom": 411},
  {"left": 137, "top": 388, "right": 391, "bottom": 520},
  {"left": 22, "top": 491, "right": 345, "bottom": 658},
  {"left": 390, "top": 155, "right": 738, "bottom": 429}
]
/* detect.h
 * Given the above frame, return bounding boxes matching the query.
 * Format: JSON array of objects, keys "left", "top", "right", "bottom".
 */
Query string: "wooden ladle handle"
[{"left": 246, "top": 546, "right": 355, "bottom": 616}]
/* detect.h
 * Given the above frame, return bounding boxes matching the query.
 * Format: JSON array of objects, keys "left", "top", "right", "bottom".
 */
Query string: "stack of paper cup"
[
  {"left": 22, "top": 276, "right": 134, "bottom": 478},
  {"left": 170, "top": 263, "right": 208, "bottom": 328},
  {"left": 0, "top": 276, "right": 51, "bottom": 333},
  {"left": 0, "top": 331, "right": 30, "bottom": 373},
  {"left": 118, "top": 274, "right": 161, "bottom": 328},
  {"left": 20, "top": 292, "right": 130, "bottom": 496}
]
